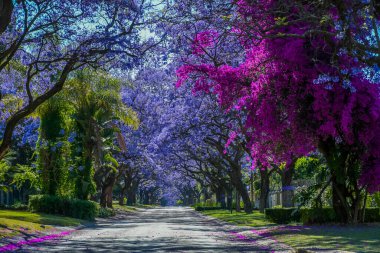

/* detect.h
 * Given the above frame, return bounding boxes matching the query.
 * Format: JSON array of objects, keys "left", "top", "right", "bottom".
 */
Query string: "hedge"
[
  {"left": 28, "top": 195, "right": 98, "bottom": 220},
  {"left": 194, "top": 206, "right": 224, "bottom": 211},
  {"left": 265, "top": 208, "right": 301, "bottom": 224},
  {"left": 265, "top": 207, "right": 380, "bottom": 224},
  {"left": 301, "top": 207, "right": 380, "bottom": 224},
  {"left": 300, "top": 208, "right": 336, "bottom": 224},
  {"left": 364, "top": 208, "right": 380, "bottom": 222}
]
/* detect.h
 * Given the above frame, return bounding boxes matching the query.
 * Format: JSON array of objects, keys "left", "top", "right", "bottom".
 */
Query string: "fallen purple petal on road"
[{"left": 0, "top": 230, "right": 74, "bottom": 252}]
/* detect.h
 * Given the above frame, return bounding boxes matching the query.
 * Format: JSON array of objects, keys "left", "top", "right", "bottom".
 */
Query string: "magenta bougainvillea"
[{"left": 176, "top": 0, "right": 380, "bottom": 192}]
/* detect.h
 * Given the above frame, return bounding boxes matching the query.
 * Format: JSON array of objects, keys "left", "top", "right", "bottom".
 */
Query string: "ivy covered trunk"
[{"left": 37, "top": 98, "right": 68, "bottom": 196}]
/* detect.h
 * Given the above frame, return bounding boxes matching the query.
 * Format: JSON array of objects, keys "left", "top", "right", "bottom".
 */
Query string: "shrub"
[
  {"left": 10, "top": 201, "right": 28, "bottom": 211},
  {"left": 195, "top": 206, "right": 223, "bottom": 211},
  {"left": 98, "top": 207, "right": 116, "bottom": 218},
  {"left": 28, "top": 195, "right": 98, "bottom": 220},
  {"left": 265, "top": 208, "right": 301, "bottom": 224},
  {"left": 301, "top": 207, "right": 380, "bottom": 224},
  {"left": 205, "top": 199, "right": 214, "bottom": 206},
  {"left": 300, "top": 208, "right": 336, "bottom": 224},
  {"left": 364, "top": 208, "right": 380, "bottom": 222}
]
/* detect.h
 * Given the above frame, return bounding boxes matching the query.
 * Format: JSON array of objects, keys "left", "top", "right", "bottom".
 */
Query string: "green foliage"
[
  {"left": 11, "top": 164, "right": 40, "bottom": 190},
  {"left": 294, "top": 156, "right": 327, "bottom": 180},
  {"left": 363, "top": 208, "right": 380, "bottom": 222},
  {"left": 194, "top": 200, "right": 220, "bottom": 210},
  {"left": 28, "top": 194, "right": 98, "bottom": 220},
  {"left": 37, "top": 97, "right": 71, "bottom": 196},
  {"left": 0, "top": 152, "right": 39, "bottom": 192},
  {"left": 194, "top": 201, "right": 222, "bottom": 211},
  {"left": 265, "top": 208, "right": 301, "bottom": 224},
  {"left": 97, "top": 207, "right": 116, "bottom": 218},
  {"left": 374, "top": 192, "right": 380, "bottom": 207},
  {"left": 299, "top": 208, "right": 380, "bottom": 224},
  {"left": 294, "top": 155, "right": 331, "bottom": 208},
  {"left": 9, "top": 201, "right": 28, "bottom": 210},
  {"left": 65, "top": 69, "right": 139, "bottom": 200},
  {"left": 232, "top": 201, "right": 244, "bottom": 210},
  {"left": 195, "top": 206, "right": 223, "bottom": 211},
  {"left": 300, "top": 208, "right": 337, "bottom": 224}
]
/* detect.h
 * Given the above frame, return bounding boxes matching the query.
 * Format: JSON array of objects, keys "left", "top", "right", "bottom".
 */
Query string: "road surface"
[{"left": 15, "top": 207, "right": 292, "bottom": 252}]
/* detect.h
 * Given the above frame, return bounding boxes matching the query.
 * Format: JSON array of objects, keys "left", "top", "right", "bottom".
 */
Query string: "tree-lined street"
[{"left": 12, "top": 207, "right": 290, "bottom": 252}]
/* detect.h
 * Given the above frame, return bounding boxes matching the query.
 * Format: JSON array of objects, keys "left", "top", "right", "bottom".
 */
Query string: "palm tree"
[{"left": 65, "top": 70, "right": 138, "bottom": 203}]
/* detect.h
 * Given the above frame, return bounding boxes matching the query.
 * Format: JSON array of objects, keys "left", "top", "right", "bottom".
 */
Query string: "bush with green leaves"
[
  {"left": 300, "top": 208, "right": 336, "bottom": 224},
  {"left": 98, "top": 207, "right": 116, "bottom": 218},
  {"left": 265, "top": 208, "right": 301, "bottom": 224},
  {"left": 195, "top": 206, "right": 223, "bottom": 211},
  {"left": 10, "top": 201, "right": 28, "bottom": 210},
  {"left": 194, "top": 201, "right": 222, "bottom": 211},
  {"left": 28, "top": 194, "right": 98, "bottom": 220},
  {"left": 301, "top": 208, "right": 380, "bottom": 224}
]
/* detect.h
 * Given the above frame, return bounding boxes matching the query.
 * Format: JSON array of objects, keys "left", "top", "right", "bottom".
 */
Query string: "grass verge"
[
  {"left": 199, "top": 209, "right": 380, "bottom": 252},
  {"left": 0, "top": 209, "right": 86, "bottom": 240},
  {"left": 200, "top": 209, "right": 276, "bottom": 227},
  {"left": 272, "top": 224, "right": 380, "bottom": 253}
]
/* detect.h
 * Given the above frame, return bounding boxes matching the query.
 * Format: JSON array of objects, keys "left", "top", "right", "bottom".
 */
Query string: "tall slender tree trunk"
[
  {"left": 235, "top": 191, "right": 241, "bottom": 212},
  {"left": 259, "top": 169, "right": 270, "bottom": 213},
  {"left": 227, "top": 189, "right": 232, "bottom": 210}
]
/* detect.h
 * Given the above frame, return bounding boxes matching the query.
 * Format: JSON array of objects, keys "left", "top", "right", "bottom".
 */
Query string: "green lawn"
[
  {"left": 112, "top": 201, "right": 157, "bottom": 213},
  {"left": 199, "top": 209, "right": 380, "bottom": 252},
  {"left": 272, "top": 224, "right": 380, "bottom": 253},
  {"left": 0, "top": 210, "right": 86, "bottom": 240},
  {"left": 200, "top": 209, "right": 276, "bottom": 227}
]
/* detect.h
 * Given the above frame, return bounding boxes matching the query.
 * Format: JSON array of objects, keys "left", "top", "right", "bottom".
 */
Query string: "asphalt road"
[{"left": 15, "top": 207, "right": 291, "bottom": 252}]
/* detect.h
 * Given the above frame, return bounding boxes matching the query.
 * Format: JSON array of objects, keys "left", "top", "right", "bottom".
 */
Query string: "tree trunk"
[
  {"left": 230, "top": 166, "right": 253, "bottom": 213},
  {"left": 119, "top": 185, "right": 127, "bottom": 205},
  {"left": 227, "top": 189, "right": 232, "bottom": 210},
  {"left": 281, "top": 165, "right": 295, "bottom": 207},
  {"left": 259, "top": 169, "right": 270, "bottom": 213},
  {"left": 216, "top": 187, "right": 226, "bottom": 208},
  {"left": 100, "top": 191, "right": 107, "bottom": 208},
  {"left": 250, "top": 170, "right": 255, "bottom": 205},
  {"left": 0, "top": 0, "right": 13, "bottom": 35},
  {"left": 105, "top": 185, "right": 113, "bottom": 208},
  {"left": 235, "top": 191, "right": 241, "bottom": 212},
  {"left": 319, "top": 139, "right": 365, "bottom": 224}
]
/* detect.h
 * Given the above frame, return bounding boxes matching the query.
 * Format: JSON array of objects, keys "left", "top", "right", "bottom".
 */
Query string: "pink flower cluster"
[
  {"left": 191, "top": 30, "right": 219, "bottom": 55},
  {"left": 176, "top": 0, "right": 380, "bottom": 191}
]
